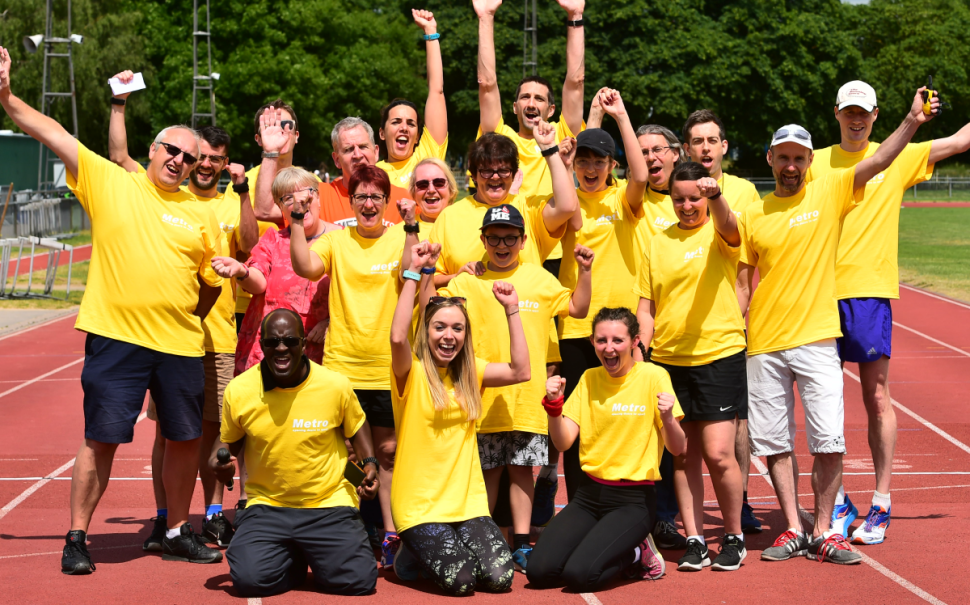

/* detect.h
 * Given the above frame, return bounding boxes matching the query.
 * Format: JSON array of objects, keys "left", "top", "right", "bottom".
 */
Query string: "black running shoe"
[
  {"left": 653, "top": 520, "right": 688, "bottom": 550},
  {"left": 677, "top": 538, "right": 710, "bottom": 571},
  {"left": 143, "top": 515, "right": 167, "bottom": 552},
  {"left": 202, "top": 511, "right": 234, "bottom": 547},
  {"left": 61, "top": 530, "right": 95, "bottom": 575},
  {"left": 711, "top": 535, "right": 747, "bottom": 571},
  {"left": 162, "top": 523, "right": 223, "bottom": 564},
  {"left": 741, "top": 502, "right": 763, "bottom": 534}
]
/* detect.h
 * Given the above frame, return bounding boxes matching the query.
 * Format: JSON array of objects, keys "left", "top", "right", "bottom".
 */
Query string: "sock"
[
  {"left": 687, "top": 534, "right": 705, "bottom": 545},
  {"left": 165, "top": 528, "right": 180, "bottom": 540},
  {"left": 538, "top": 463, "right": 558, "bottom": 481},
  {"left": 872, "top": 491, "right": 891, "bottom": 510},
  {"left": 728, "top": 533, "right": 745, "bottom": 543},
  {"left": 742, "top": 490, "right": 748, "bottom": 503},
  {"left": 205, "top": 503, "right": 223, "bottom": 520},
  {"left": 157, "top": 508, "right": 167, "bottom": 518},
  {"left": 834, "top": 485, "right": 846, "bottom": 506},
  {"left": 513, "top": 533, "right": 531, "bottom": 550},
  {"left": 821, "top": 529, "right": 838, "bottom": 540},
  {"left": 789, "top": 527, "right": 802, "bottom": 537}
]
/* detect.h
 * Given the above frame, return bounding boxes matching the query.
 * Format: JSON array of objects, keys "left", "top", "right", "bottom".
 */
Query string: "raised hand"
[
  {"left": 574, "top": 244, "right": 594, "bottom": 271},
  {"left": 412, "top": 9, "right": 437, "bottom": 34},
  {"left": 109, "top": 70, "right": 136, "bottom": 100},
  {"left": 912, "top": 86, "right": 940, "bottom": 124},
  {"left": 696, "top": 177, "right": 721, "bottom": 199},
  {"left": 211, "top": 256, "right": 246, "bottom": 279},
  {"left": 492, "top": 280, "right": 519, "bottom": 310},
  {"left": 397, "top": 197, "right": 417, "bottom": 224},
  {"left": 0, "top": 47, "right": 12, "bottom": 94},
  {"left": 258, "top": 107, "right": 291, "bottom": 153},
  {"left": 559, "top": 137, "right": 577, "bottom": 170},
  {"left": 227, "top": 163, "right": 246, "bottom": 185},
  {"left": 410, "top": 241, "right": 441, "bottom": 271},
  {"left": 546, "top": 375, "right": 566, "bottom": 400},
  {"left": 600, "top": 88, "right": 627, "bottom": 119},
  {"left": 473, "top": 0, "right": 503, "bottom": 18},
  {"left": 556, "top": 0, "right": 585, "bottom": 18},
  {"left": 658, "top": 392, "right": 676, "bottom": 415},
  {"left": 458, "top": 260, "right": 486, "bottom": 277},
  {"left": 533, "top": 119, "right": 558, "bottom": 149}
]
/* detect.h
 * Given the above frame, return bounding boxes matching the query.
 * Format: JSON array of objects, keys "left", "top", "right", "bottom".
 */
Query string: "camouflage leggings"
[{"left": 399, "top": 516, "right": 514, "bottom": 596}]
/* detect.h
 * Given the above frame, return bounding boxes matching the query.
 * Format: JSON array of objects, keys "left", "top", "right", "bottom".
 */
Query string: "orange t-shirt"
[{"left": 321, "top": 177, "right": 407, "bottom": 227}]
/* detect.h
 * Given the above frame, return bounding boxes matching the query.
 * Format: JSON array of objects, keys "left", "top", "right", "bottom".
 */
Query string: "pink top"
[
  {"left": 586, "top": 473, "right": 654, "bottom": 487},
  {"left": 234, "top": 227, "right": 333, "bottom": 376}
]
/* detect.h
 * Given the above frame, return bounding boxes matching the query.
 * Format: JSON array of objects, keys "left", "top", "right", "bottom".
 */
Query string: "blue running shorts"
[{"left": 837, "top": 298, "right": 892, "bottom": 363}]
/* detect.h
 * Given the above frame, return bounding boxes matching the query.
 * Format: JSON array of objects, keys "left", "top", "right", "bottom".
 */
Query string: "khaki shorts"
[{"left": 147, "top": 352, "right": 234, "bottom": 424}]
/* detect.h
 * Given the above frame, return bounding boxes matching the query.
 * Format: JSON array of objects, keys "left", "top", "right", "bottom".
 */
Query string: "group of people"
[{"left": 1, "top": 0, "right": 969, "bottom": 597}]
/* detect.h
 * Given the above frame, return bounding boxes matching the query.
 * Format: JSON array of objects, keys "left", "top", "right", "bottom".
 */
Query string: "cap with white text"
[
  {"left": 481, "top": 204, "right": 525, "bottom": 230},
  {"left": 770, "top": 124, "right": 813, "bottom": 151},
  {"left": 836, "top": 81, "right": 877, "bottom": 112}
]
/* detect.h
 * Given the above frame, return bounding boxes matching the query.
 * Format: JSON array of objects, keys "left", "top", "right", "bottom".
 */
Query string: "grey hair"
[
  {"left": 154, "top": 125, "right": 201, "bottom": 148},
  {"left": 331, "top": 117, "right": 375, "bottom": 149},
  {"left": 635, "top": 124, "right": 686, "bottom": 164}
]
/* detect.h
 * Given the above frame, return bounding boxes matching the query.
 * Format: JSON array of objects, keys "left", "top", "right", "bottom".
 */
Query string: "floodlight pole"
[
  {"left": 37, "top": 0, "right": 79, "bottom": 192},
  {"left": 191, "top": 0, "right": 216, "bottom": 128},
  {"left": 523, "top": 0, "right": 537, "bottom": 77}
]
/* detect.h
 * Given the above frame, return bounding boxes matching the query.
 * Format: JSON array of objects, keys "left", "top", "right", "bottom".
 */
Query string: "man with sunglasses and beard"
[{"left": 0, "top": 47, "right": 226, "bottom": 573}]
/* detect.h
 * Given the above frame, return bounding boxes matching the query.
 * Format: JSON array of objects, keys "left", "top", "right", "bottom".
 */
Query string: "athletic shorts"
[
  {"left": 148, "top": 352, "right": 233, "bottom": 423},
  {"left": 837, "top": 297, "right": 892, "bottom": 363},
  {"left": 746, "top": 339, "right": 845, "bottom": 456},
  {"left": 355, "top": 389, "right": 394, "bottom": 428},
  {"left": 654, "top": 350, "right": 748, "bottom": 422},
  {"left": 81, "top": 333, "right": 203, "bottom": 444},
  {"left": 477, "top": 431, "right": 548, "bottom": 470}
]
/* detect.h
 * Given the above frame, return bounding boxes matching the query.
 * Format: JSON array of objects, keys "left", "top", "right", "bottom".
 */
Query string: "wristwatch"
[
  {"left": 361, "top": 456, "right": 379, "bottom": 469},
  {"left": 289, "top": 211, "right": 306, "bottom": 220},
  {"left": 402, "top": 269, "right": 422, "bottom": 282},
  {"left": 566, "top": 18, "right": 584, "bottom": 27},
  {"left": 261, "top": 151, "right": 280, "bottom": 159},
  {"left": 232, "top": 178, "right": 250, "bottom": 194},
  {"left": 403, "top": 222, "right": 421, "bottom": 234},
  {"left": 540, "top": 144, "right": 560, "bottom": 157},
  {"left": 110, "top": 97, "right": 126, "bottom": 106}
]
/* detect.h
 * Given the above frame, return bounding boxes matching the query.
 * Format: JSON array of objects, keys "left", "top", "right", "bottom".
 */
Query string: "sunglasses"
[
  {"left": 158, "top": 142, "right": 198, "bottom": 165},
  {"left": 428, "top": 296, "right": 466, "bottom": 306},
  {"left": 415, "top": 178, "right": 448, "bottom": 191},
  {"left": 281, "top": 120, "right": 295, "bottom": 131},
  {"left": 260, "top": 336, "right": 304, "bottom": 348},
  {"left": 478, "top": 168, "right": 513, "bottom": 179},
  {"left": 198, "top": 153, "right": 227, "bottom": 164},
  {"left": 773, "top": 128, "right": 810, "bottom": 141}
]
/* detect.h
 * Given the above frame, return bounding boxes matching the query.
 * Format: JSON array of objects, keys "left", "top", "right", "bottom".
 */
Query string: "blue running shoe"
[
  {"left": 741, "top": 502, "right": 762, "bottom": 534},
  {"left": 531, "top": 476, "right": 558, "bottom": 527},
  {"left": 851, "top": 505, "right": 891, "bottom": 545},
  {"left": 830, "top": 495, "right": 858, "bottom": 538},
  {"left": 512, "top": 545, "right": 533, "bottom": 573}
]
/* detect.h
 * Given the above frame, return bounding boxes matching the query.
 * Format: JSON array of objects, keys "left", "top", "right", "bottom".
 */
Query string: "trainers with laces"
[
  {"left": 677, "top": 538, "right": 711, "bottom": 571},
  {"left": 512, "top": 545, "right": 533, "bottom": 573},
  {"left": 740, "top": 502, "right": 762, "bottom": 534},
  {"left": 530, "top": 476, "right": 558, "bottom": 527},
  {"left": 652, "top": 520, "right": 688, "bottom": 550},
  {"left": 760, "top": 530, "right": 808, "bottom": 561},
  {"left": 202, "top": 511, "right": 234, "bottom": 547},
  {"left": 711, "top": 535, "right": 747, "bottom": 571},
  {"left": 143, "top": 515, "right": 167, "bottom": 552},
  {"left": 807, "top": 533, "right": 863, "bottom": 565},
  {"left": 625, "top": 534, "right": 665, "bottom": 580},
  {"left": 381, "top": 534, "right": 401, "bottom": 568},
  {"left": 162, "top": 523, "right": 223, "bottom": 564},
  {"left": 61, "top": 530, "right": 96, "bottom": 575},
  {"left": 830, "top": 495, "right": 858, "bottom": 538},
  {"left": 851, "top": 505, "right": 891, "bottom": 545}
]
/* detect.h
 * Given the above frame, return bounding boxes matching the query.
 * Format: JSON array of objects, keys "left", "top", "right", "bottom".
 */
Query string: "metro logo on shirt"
[
  {"left": 683, "top": 246, "right": 704, "bottom": 262},
  {"left": 789, "top": 210, "right": 820, "bottom": 228},
  {"left": 611, "top": 402, "right": 649, "bottom": 416},
  {"left": 161, "top": 213, "right": 195, "bottom": 231}
]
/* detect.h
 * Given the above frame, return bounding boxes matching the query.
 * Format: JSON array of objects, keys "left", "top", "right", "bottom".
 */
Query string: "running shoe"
[
  {"left": 740, "top": 502, "right": 763, "bottom": 534},
  {"left": 711, "top": 535, "right": 747, "bottom": 571},
  {"left": 807, "top": 533, "right": 862, "bottom": 565},
  {"left": 143, "top": 515, "right": 167, "bottom": 552},
  {"left": 760, "top": 530, "right": 808, "bottom": 561},
  {"left": 393, "top": 542, "right": 424, "bottom": 581},
  {"left": 512, "top": 545, "right": 533, "bottom": 573},
  {"left": 162, "top": 523, "right": 223, "bottom": 564},
  {"left": 830, "top": 495, "right": 858, "bottom": 538},
  {"left": 530, "top": 476, "right": 558, "bottom": 527},
  {"left": 624, "top": 534, "right": 665, "bottom": 581},
  {"left": 652, "top": 520, "right": 688, "bottom": 550},
  {"left": 61, "top": 530, "right": 95, "bottom": 575},
  {"left": 851, "top": 505, "right": 891, "bottom": 545},
  {"left": 381, "top": 533, "right": 401, "bottom": 568},
  {"left": 677, "top": 538, "right": 711, "bottom": 571},
  {"left": 202, "top": 511, "right": 234, "bottom": 547}
]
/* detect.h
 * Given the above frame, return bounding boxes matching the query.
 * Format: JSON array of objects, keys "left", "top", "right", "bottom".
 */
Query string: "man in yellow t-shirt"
[
  {"left": 210, "top": 309, "right": 379, "bottom": 597},
  {"left": 738, "top": 95, "right": 937, "bottom": 565},
  {"left": 806, "top": 81, "right": 970, "bottom": 545},
  {"left": 0, "top": 54, "right": 229, "bottom": 573}
]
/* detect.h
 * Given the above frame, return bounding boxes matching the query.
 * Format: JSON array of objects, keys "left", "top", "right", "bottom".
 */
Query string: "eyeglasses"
[
  {"left": 351, "top": 193, "right": 387, "bottom": 205},
  {"left": 280, "top": 120, "right": 295, "bottom": 131},
  {"left": 642, "top": 146, "right": 670, "bottom": 158},
  {"left": 260, "top": 336, "right": 304, "bottom": 348},
  {"left": 772, "top": 128, "right": 810, "bottom": 141},
  {"left": 158, "top": 142, "right": 198, "bottom": 165},
  {"left": 484, "top": 234, "right": 521, "bottom": 247},
  {"left": 574, "top": 158, "right": 610, "bottom": 170},
  {"left": 429, "top": 296, "right": 466, "bottom": 306},
  {"left": 198, "top": 153, "right": 227, "bottom": 164},
  {"left": 279, "top": 187, "right": 317, "bottom": 206},
  {"left": 477, "top": 168, "right": 513, "bottom": 179},
  {"left": 415, "top": 178, "right": 448, "bottom": 191}
]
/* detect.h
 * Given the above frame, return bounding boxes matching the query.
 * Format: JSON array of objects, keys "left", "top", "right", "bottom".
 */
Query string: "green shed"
[{"left": 0, "top": 131, "right": 41, "bottom": 191}]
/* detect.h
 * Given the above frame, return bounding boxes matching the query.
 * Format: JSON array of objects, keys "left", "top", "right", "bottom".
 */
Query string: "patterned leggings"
[{"left": 399, "top": 516, "right": 514, "bottom": 596}]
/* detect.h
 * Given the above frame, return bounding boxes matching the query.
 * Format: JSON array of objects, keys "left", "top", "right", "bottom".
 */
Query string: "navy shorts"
[
  {"left": 837, "top": 298, "right": 893, "bottom": 363},
  {"left": 354, "top": 389, "right": 394, "bottom": 428},
  {"left": 80, "top": 334, "right": 205, "bottom": 444}
]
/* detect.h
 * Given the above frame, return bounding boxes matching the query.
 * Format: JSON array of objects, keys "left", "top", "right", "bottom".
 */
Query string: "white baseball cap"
[
  {"left": 836, "top": 80, "right": 878, "bottom": 112},
  {"left": 770, "top": 124, "right": 813, "bottom": 150}
]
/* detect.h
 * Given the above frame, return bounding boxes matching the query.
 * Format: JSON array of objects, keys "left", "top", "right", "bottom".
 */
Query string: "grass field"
[
  {"left": 0, "top": 260, "right": 87, "bottom": 308},
  {"left": 898, "top": 206, "right": 970, "bottom": 302}
]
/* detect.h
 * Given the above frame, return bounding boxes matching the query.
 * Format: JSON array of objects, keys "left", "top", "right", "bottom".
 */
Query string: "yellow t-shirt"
[
  {"left": 633, "top": 187, "right": 678, "bottom": 254},
  {"left": 558, "top": 182, "right": 643, "bottom": 340},
  {"left": 719, "top": 172, "right": 761, "bottom": 218},
  {"left": 635, "top": 221, "right": 746, "bottom": 366},
  {"left": 68, "top": 143, "right": 223, "bottom": 356},
  {"left": 428, "top": 194, "right": 565, "bottom": 277},
  {"left": 221, "top": 361, "right": 367, "bottom": 509},
  {"left": 376, "top": 126, "right": 449, "bottom": 190},
  {"left": 739, "top": 169, "right": 863, "bottom": 355},
  {"left": 391, "top": 356, "right": 491, "bottom": 532},
  {"left": 311, "top": 226, "right": 406, "bottom": 389},
  {"left": 806, "top": 142, "right": 934, "bottom": 300},
  {"left": 196, "top": 191, "right": 242, "bottom": 354},
  {"left": 441, "top": 264, "right": 571, "bottom": 434},
  {"left": 563, "top": 362, "right": 683, "bottom": 482}
]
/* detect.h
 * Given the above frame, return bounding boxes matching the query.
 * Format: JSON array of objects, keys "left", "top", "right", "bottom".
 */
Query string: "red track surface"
[
  {"left": 1, "top": 285, "right": 968, "bottom": 604},
  {"left": 5, "top": 244, "right": 92, "bottom": 278}
]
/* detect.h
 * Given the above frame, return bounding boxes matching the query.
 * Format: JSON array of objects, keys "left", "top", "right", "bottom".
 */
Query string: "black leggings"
[
  {"left": 527, "top": 474, "right": 656, "bottom": 592},
  {"left": 399, "top": 516, "right": 513, "bottom": 596},
  {"left": 559, "top": 337, "right": 601, "bottom": 502}
]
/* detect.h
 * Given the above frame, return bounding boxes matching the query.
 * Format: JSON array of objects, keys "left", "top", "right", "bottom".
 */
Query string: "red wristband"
[{"left": 542, "top": 394, "right": 565, "bottom": 417}]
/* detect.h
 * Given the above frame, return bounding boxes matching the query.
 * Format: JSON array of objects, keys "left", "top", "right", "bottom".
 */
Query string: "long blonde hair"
[{"left": 413, "top": 301, "right": 483, "bottom": 421}]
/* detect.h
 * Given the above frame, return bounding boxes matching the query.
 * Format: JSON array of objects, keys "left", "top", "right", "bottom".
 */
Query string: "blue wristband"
[
  {"left": 402, "top": 269, "right": 422, "bottom": 282},
  {"left": 423, "top": 32, "right": 440, "bottom": 41},
  {"left": 420, "top": 267, "right": 436, "bottom": 275}
]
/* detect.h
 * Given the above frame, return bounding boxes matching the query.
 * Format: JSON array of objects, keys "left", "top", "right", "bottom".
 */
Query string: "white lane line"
[
  {"left": 0, "top": 543, "right": 138, "bottom": 560},
  {"left": 893, "top": 322, "right": 970, "bottom": 358},
  {"left": 0, "top": 357, "right": 84, "bottom": 400},
  {"left": 709, "top": 484, "right": 970, "bottom": 505},
  {"left": 247, "top": 599, "right": 262, "bottom": 605},
  {"left": 0, "top": 310, "right": 79, "bottom": 342},
  {"left": 844, "top": 369, "right": 970, "bottom": 456},
  {"left": 900, "top": 284, "right": 970, "bottom": 311},
  {"left": 580, "top": 593, "right": 604, "bottom": 605},
  {"left": 0, "top": 377, "right": 77, "bottom": 384}
]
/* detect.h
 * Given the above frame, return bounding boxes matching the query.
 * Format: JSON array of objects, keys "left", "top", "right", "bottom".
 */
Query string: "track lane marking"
[
  {"left": 900, "top": 284, "right": 970, "bottom": 311},
  {"left": 0, "top": 357, "right": 84, "bottom": 400},
  {"left": 580, "top": 594, "right": 603, "bottom": 605},
  {"left": 892, "top": 322, "right": 970, "bottom": 358}
]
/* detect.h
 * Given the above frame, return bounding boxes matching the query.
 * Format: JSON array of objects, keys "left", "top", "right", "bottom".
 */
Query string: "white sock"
[
  {"left": 872, "top": 491, "right": 891, "bottom": 510},
  {"left": 822, "top": 529, "right": 838, "bottom": 540},
  {"left": 834, "top": 485, "right": 846, "bottom": 506},
  {"left": 789, "top": 527, "right": 802, "bottom": 537},
  {"left": 687, "top": 534, "right": 705, "bottom": 545},
  {"left": 165, "top": 528, "right": 180, "bottom": 540},
  {"left": 728, "top": 533, "right": 744, "bottom": 543}
]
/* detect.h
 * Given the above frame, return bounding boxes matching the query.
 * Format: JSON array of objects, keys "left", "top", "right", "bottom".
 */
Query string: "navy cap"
[
  {"left": 576, "top": 128, "right": 616, "bottom": 157},
  {"left": 480, "top": 204, "right": 525, "bottom": 230}
]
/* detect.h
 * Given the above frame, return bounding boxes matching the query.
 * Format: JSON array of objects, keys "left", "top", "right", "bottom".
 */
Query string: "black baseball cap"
[
  {"left": 576, "top": 128, "right": 616, "bottom": 157},
  {"left": 480, "top": 204, "right": 525, "bottom": 230}
]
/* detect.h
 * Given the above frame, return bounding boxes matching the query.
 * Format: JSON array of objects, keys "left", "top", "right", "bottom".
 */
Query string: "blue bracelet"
[{"left": 423, "top": 32, "right": 440, "bottom": 41}]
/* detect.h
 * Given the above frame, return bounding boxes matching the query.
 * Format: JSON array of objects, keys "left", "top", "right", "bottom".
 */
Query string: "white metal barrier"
[{"left": 1, "top": 236, "right": 73, "bottom": 299}]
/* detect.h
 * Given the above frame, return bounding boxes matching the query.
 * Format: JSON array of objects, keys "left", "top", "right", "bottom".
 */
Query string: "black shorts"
[
  {"left": 654, "top": 350, "right": 748, "bottom": 423},
  {"left": 80, "top": 333, "right": 204, "bottom": 443},
  {"left": 354, "top": 389, "right": 394, "bottom": 428}
]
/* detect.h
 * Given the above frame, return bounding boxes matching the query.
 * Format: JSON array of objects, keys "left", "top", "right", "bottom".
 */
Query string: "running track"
[{"left": 0, "top": 284, "right": 968, "bottom": 604}]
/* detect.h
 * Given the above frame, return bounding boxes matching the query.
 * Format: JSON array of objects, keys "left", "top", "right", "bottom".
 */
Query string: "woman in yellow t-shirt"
[
  {"left": 527, "top": 308, "right": 685, "bottom": 592},
  {"left": 388, "top": 241, "right": 530, "bottom": 596},
  {"left": 635, "top": 162, "right": 748, "bottom": 572}
]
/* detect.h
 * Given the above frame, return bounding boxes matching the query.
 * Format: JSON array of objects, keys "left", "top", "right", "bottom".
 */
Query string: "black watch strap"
[
  {"left": 361, "top": 456, "right": 379, "bottom": 469},
  {"left": 403, "top": 222, "right": 421, "bottom": 234},
  {"left": 110, "top": 97, "right": 126, "bottom": 106},
  {"left": 232, "top": 178, "right": 250, "bottom": 194},
  {"left": 540, "top": 144, "right": 560, "bottom": 158},
  {"left": 566, "top": 18, "right": 584, "bottom": 27},
  {"left": 289, "top": 211, "right": 306, "bottom": 220}
]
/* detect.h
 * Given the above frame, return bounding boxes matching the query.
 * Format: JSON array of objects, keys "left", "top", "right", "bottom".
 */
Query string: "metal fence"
[
  {"left": 748, "top": 176, "right": 970, "bottom": 196},
  {"left": 0, "top": 236, "right": 74, "bottom": 299}
]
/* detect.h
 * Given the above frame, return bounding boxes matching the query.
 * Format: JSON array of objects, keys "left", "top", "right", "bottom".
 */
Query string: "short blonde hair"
[
  {"left": 271, "top": 167, "right": 318, "bottom": 203},
  {"left": 408, "top": 157, "right": 459, "bottom": 204}
]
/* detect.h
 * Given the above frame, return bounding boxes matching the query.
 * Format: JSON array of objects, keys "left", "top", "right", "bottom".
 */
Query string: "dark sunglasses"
[
  {"left": 199, "top": 153, "right": 227, "bottom": 164},
  {"left": 429, "top": 296, "right": 466, "bottom": 306},
  {"left": 158, "top": 142, "right": 198, "bottom": 165},
  {"left": 415, "top": 178, "right": 448, "bottom": 191},
  {"left": 260, "top": 336, "right": 304, "bottom": 348},
  {"left": 281, "top": 120, "right": 295, "bottom": 131}
]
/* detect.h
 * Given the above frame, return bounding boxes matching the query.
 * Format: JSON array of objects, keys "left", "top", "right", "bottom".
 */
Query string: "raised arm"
[
  {"left": 697, "top": 177, "right": 739, "bottom": 246},
  {"left": 928, "top": 121, "right": 970, "bottom": 165},
  {"left": 634, "top": 297, "right": 655, "bottom": 362},
  {"left": 567, "top": 245, "right": 594, "bottom": 318},
  {"left": 558, "top": 0, "right": 585, "bottom": 135},
  {"left": 854, "top": 87, "right": 938, "bottom": 189},
  {"left": 106, "top": 70, "right": 140, "bottom": 173},
  {"left": 483, "top": 281, "right": 531, "bottom": 387},
  {"left": 413, "top": 9, "right": 447, "bottom": 145},
  {"left": 253, "top": 108, "right": 289, "bottom": 225},
  {"left": 736, "top": 261, "right": 755, "bottom": 319},
  {"left": 475, "top": 0, "right": 504, "bottom": 133},
  {"left": 0, "top": 47, "right": 78, "bottom": 179},
  {"left": 396, "top": 199, "right": 420, "bottom": 281},
  {"left": 289, "top": 195, "right": 326, "bottom": 280},
  {"left": 211, "top": 256, "right": 267, "bottom": 295},
  {"left": 227, "top": 163, "right": 259, "bottom": 253},
  {"left": 586, "top": 86, "right": 606, "bottom": 129},
  {"left": 535, "top": 119, "right": 579, "bottom": 232},
  {"left": 392, "top": 242, "right": 441, "bottom": 391},
  {"left": 601, "top": 89, "right": 646, "bottom": 210},
  {"left": 544, "top": 375, "right": 580, "bottom": 451}
]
